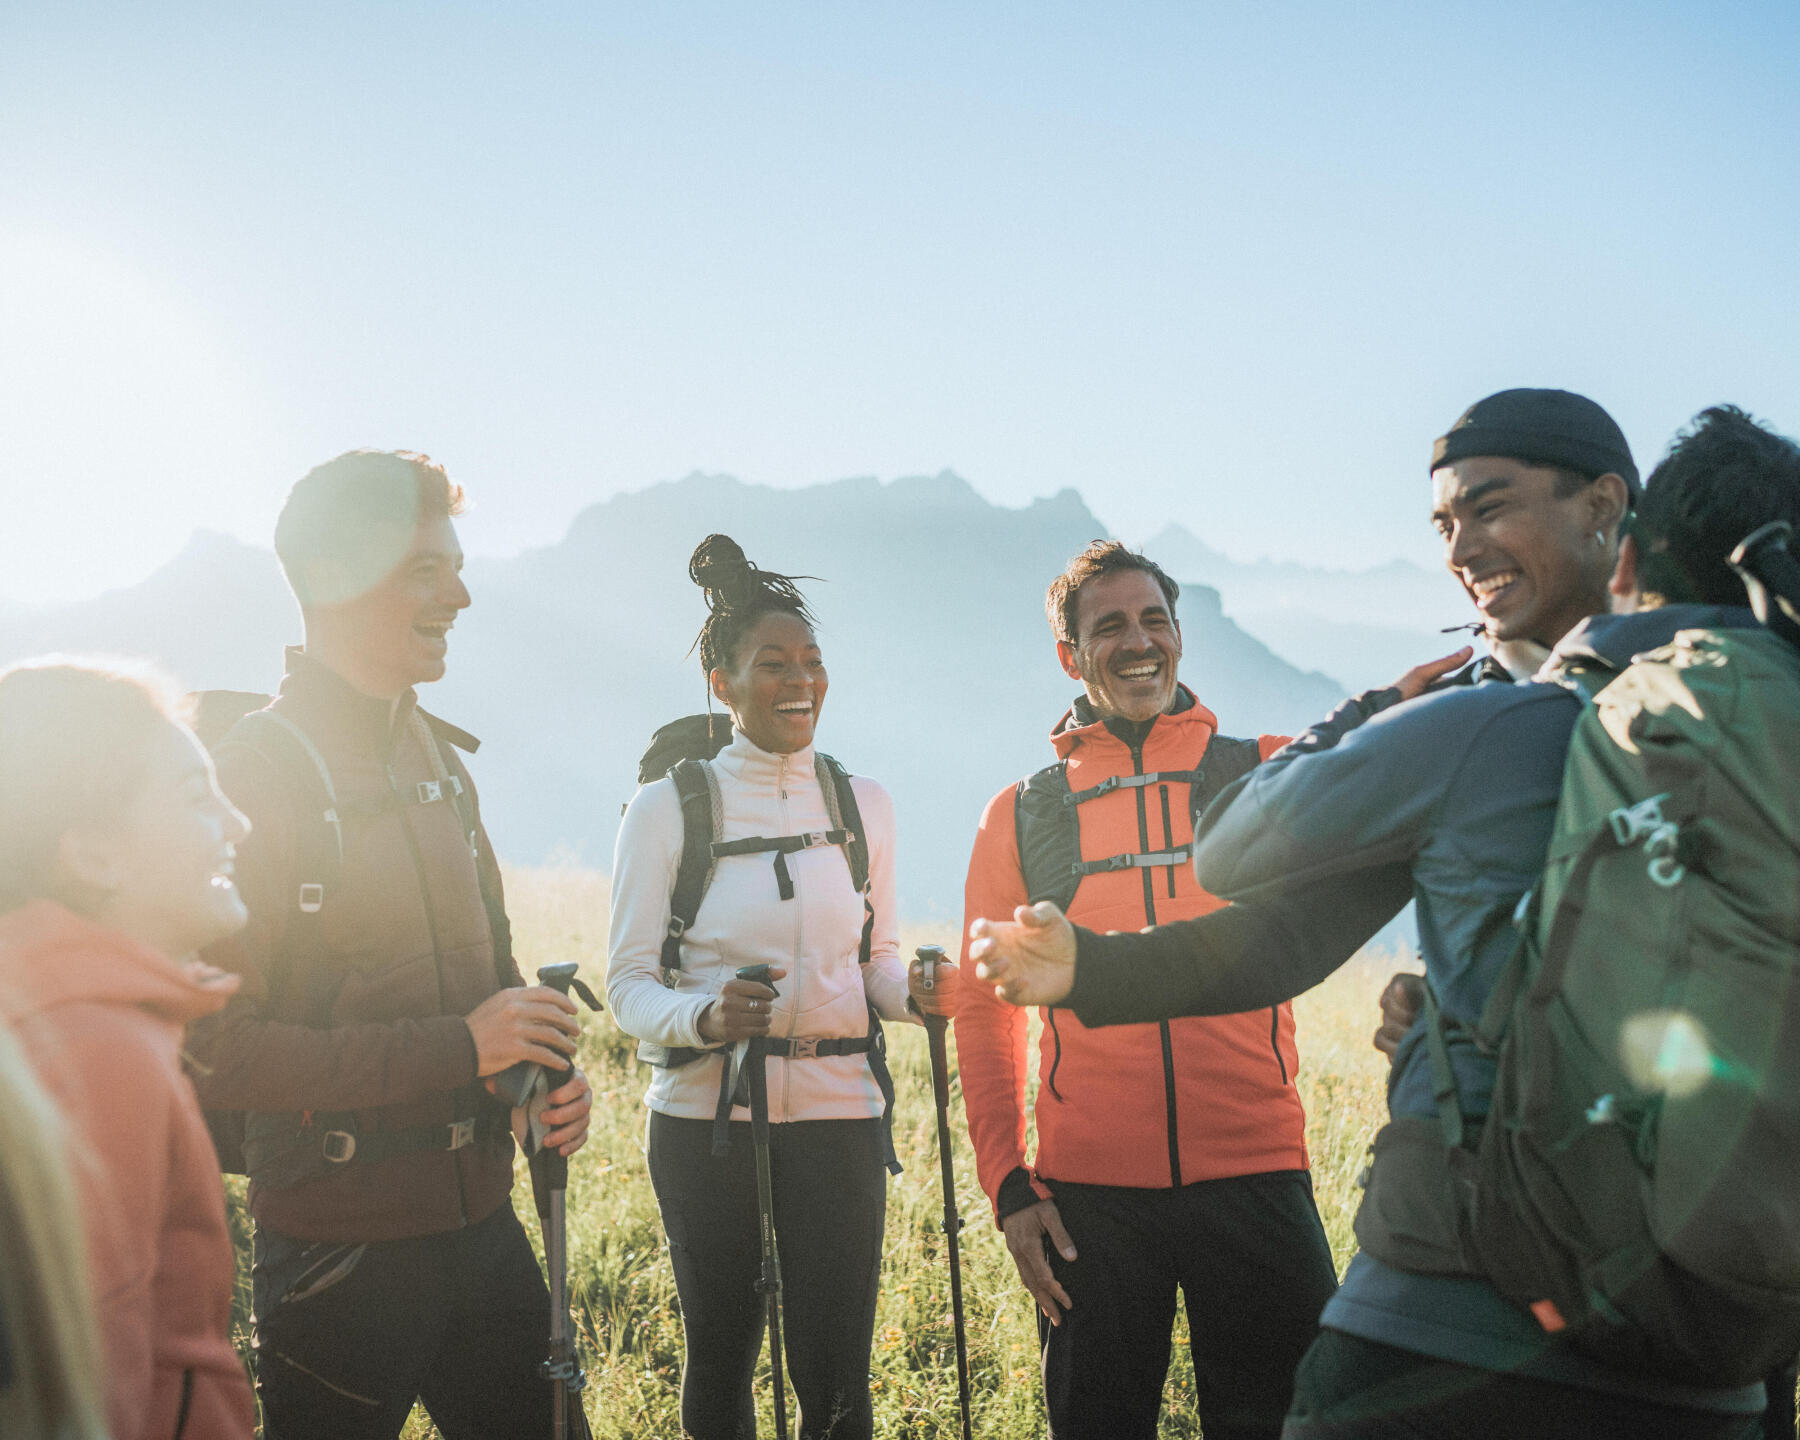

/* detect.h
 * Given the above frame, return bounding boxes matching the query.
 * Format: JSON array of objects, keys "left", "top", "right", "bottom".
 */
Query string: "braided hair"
[{"left": 689, "top": 534, "right": 819, "bottom": 677}]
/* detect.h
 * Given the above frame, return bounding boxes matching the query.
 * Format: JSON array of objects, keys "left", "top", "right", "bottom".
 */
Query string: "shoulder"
[
  {"left": 1371, "top": 676, "right": 1573, "bottom": 736},
  {"left": 621, "top": 774, "right": 684, "bottom": 833},
  {"left": 845, "top": 773, "right": 894, "bottom": 821}
]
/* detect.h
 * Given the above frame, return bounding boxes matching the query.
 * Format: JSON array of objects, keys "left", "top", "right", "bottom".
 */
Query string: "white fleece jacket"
[{"left": 607, "top": 730, "right": 915, "bottom": 1124}]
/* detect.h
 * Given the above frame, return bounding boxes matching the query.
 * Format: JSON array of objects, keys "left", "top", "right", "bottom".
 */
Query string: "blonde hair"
[
  {"left": 0, "top": 657, "right": 191, "bottom": 914},
  {"left": 0, "top": 1025, "right": 108, "bottom": 1439}
]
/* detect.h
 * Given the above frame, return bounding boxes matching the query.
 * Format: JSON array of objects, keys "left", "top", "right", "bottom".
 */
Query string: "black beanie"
[{"left": 1431, "top": 388, "right": 1639, "bottom": 502}]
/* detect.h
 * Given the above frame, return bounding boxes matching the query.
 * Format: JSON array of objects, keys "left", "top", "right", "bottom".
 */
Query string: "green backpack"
[{"left": 1454, "top": 622, "right": 1800, "bottom": 1385}]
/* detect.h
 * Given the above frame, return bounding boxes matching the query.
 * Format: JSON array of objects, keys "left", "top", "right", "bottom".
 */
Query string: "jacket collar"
[
  {"left": 0, "top": 900, "right": 237, "bottom": 1028},
  {"left": 278, "top": 646, "right": 420, "bottom": 760},
  {"left": 712, "top": 728, "right": 817, "bottom": 786},
  {"left": 1548, "top": 604, "right": 1758, "bottom": 676},
  {"left": 1050, "top": 683, "right": 1216, "bottom": 761}
]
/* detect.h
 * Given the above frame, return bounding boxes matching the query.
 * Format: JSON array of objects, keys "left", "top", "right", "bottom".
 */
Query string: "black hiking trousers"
[
  {"left": 251, "top": 1201, "right": 553, "bottom": 1439},
  {"left": 1036, "top": 1169, "right": 1339, "bottom": 1440},
  {"left": 648, "top": 1111, "right": 887, "bottom": 1440},
  {"left": 1281, "top": 1330, "right": 1763, "bottom": 1440}
]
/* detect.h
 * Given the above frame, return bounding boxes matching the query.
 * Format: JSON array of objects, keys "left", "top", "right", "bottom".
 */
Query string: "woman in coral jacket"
[
  {"left": 607, "top": 536, "right": 957, "bottom": 1440},
  {"left": 0, "top": 659, "right": 257, "bottom": 1440}
]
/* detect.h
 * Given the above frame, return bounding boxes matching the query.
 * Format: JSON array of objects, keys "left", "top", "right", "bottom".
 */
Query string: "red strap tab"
[{"left": 1530, "top": 1299, "right": 1567, "bottom": 1333}]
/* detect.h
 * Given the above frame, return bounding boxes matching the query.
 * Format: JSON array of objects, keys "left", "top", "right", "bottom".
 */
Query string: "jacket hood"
[
  {"left": 1050, "top": 683, "right": 1217, "bottom": 760},
  {"left": 0, "top": 900, "right": 238, "bottom": 1028},
  {"left": 1548, "top": 605, "right": 1758, "bottom": 676}
]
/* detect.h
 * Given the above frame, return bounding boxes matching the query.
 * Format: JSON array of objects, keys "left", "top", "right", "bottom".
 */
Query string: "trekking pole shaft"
[
  {"left": 747, "top": 1056, "right": 788, "bottom": 1438},
  {"left": 924, "top": 1013, "right": 973, "bottom": 1440},
  {"left": 549, "top": 1189, "right": 569, "bottom": 1440}
]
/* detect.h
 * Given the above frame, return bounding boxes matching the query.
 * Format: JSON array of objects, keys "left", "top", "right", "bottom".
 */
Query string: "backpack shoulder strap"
[
  {"left": 1014, "top": 761, "right": 1080, "bottom": 912},
  {"left": 817, "top": 754, "right": 873, "bottom": 964},
  {"left": 662, "top": 759, "right": 722, "bottom": 973}
]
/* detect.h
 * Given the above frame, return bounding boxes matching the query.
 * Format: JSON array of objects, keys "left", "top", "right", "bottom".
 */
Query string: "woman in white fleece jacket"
[{"left": 607, "top": 535, "right": 956, "bottom": 1440}]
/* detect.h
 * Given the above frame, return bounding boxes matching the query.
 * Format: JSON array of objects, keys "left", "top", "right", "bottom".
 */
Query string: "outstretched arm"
[{"left": 970, "top": 863, "right": 1412, "bottom": 1023}]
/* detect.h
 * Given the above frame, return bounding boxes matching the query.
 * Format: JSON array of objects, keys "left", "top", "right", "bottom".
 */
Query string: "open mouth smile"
[
  {"left": 1468, "top": 570, "right": 1522, "bottom": 611},
  {"left": 1115, "top": 661, "right": 1162, "bottom": 681}
]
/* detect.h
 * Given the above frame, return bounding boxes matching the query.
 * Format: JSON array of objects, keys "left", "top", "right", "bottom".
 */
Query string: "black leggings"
[{"left": 648, "top": 1111, "right": 887, "bottom": 1440}]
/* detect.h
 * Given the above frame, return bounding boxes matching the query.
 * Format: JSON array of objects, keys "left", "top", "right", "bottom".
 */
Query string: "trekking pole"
[
  {"left": 735, "top": 962, "right": 789, "bottom": 1440},
  {"left": 528, "top": 961, "right": 602, "bottom": 1440},
  {"left": 915, "top": 945, "right": 973, "bottom": 1440}
]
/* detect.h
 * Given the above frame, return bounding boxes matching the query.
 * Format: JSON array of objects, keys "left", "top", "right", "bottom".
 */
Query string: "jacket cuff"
[{"left": 995, "top": 1166, "right": 1047, "bottom": 1225}]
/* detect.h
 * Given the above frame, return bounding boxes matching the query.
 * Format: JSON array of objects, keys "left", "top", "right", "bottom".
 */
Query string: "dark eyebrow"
[{"left": 1433, "top": 475, "right": 1513, "bottom": 525}]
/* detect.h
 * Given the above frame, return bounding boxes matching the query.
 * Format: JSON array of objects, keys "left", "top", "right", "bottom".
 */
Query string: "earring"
[{"left": 1595, "top": 531, "right": 1606, "bottom": 546}]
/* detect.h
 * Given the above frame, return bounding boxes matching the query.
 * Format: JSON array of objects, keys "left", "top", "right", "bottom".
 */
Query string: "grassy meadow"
[{"left": 228, "top": 863, "right": 1412, "bottom": 1437}]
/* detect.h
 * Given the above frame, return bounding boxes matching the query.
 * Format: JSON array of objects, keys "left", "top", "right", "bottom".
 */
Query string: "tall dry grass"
[{"left": 228, "top": 863, "right": 1410, "bottom": 1437}]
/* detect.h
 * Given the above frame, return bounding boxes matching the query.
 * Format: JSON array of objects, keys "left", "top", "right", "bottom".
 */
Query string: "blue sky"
[{"left": 3, "top": 1, "right": 1796, "bottom": 603}]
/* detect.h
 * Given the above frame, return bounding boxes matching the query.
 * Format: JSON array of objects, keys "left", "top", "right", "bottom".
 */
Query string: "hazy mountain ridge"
[
  {"left": 0, "top": 474, "right": 1344, "bottom": 912},
  {"left": 1142, "top": 523, "right": 1466, "bottom": 693}
]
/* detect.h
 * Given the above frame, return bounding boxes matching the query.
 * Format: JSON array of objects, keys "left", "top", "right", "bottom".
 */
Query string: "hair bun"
[{"left": 689, "top": 533, "right": 759, "bottom": 612}]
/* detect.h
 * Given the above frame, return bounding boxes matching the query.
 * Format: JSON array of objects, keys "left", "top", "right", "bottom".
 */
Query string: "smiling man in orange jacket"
[{"left": 956, "top": 540, "right": 1338, "bottom": 1440}]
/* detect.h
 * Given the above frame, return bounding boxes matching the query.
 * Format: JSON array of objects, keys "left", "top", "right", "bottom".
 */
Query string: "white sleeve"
[
  {"left": 853, "top": 778, "right": 916, "bottom": 1025},
  {"left": 605, "top": 779, "right": 718, "bottom": 1050}
]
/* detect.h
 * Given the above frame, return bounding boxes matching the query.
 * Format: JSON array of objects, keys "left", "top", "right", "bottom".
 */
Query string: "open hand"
[
  {"left": 1387, "top": 646, "right": 1475, "bottom": 702},
  {"left": 968, "top": 902, "right": 1078, "bottom": 1008}
]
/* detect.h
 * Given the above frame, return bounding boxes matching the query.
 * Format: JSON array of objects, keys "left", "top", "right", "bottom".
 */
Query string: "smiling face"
[
  {"left": 306, "top": 513, "right": 471, "bottom": 699},
  {"left": 1430, "top": 457, "right": 1625, "bottom": 648},
  {"left": 65, "top": 721, "right": 251, "bottom": 959},
  {"left": 712, "top": 610, "right": 828, "bottom": 754},
  {"left": 1058, "top": 569, "right": 1183, "bottom": 722}
]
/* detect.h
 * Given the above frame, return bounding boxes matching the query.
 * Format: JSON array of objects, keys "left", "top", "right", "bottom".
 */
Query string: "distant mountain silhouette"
[
  {"left": 1144, "top": 523, "right": 1469, "bottom": 693},
  {"left": 0, "top": 473, "right": 1345, "bottom": 914}
]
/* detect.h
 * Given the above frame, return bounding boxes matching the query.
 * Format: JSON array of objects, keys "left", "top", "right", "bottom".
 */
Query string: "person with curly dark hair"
[{"left": 607, "top": 534, "right": 958, "bottom": 1440}]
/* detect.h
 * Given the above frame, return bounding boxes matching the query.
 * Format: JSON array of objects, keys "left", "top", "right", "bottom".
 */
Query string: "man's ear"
[
  {"left": 1610, "top": 533, "right": 1640, "bottom": 603},
  {"left": 1589, "top": 473, "right": 1632, "bottom": 541},
  {"left": 1055, "top": 638, "right": 1083, "bottom": 681}
]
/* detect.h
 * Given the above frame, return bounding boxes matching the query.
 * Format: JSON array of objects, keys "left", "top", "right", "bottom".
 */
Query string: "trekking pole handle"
[
  {"left": 735, "top": 963, "right": 780, "bottom": 995},
  {"left": 493, "top": 964, "right": 603, "bottom": 1107},
  {"left": 916, "top": 944, "right": 946, "bottom": 992}
]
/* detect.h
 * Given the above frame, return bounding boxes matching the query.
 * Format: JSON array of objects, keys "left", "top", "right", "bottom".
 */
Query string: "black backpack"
[{"left": 190, "top": 692, "right": 511, "bottom": 1182}]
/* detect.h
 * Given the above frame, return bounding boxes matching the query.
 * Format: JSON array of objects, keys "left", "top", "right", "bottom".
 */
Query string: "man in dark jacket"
[
  {"left": 972, "top": 400, "right": 1800, "bottom": 1437},
  {"left": 187, "top": 450, "right": 593, "bottom": 1438}
]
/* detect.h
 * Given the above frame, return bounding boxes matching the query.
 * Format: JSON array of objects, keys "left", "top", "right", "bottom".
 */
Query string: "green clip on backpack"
[{"left": 1416, "top": 523, "right": 1800, "bottom": 1385}]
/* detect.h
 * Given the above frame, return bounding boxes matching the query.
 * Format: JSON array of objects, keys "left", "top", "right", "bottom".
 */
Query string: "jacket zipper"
[
  {"left": 779, "top": 751, "right": 797, "bottom": 1122},
  {"left": 1130, "top": 737, "right": 1183, "bottom": 1189},
  {"left": 171, "top": 1368, "right": 194, "bottom": 1440},
  {"left": 1159, "top": 784, "right": 1177, "bottom": 898},
  {"left": 389, "top": 744, "right": 469, "bottom": 1228},
  {"left": 1270, "top": 1006, "right": 1289, "bottom": 1084}
]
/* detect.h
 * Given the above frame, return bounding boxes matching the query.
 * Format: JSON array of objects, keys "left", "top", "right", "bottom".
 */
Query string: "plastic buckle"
[
  {"left": 417, "top": 779, "right": 443, "bottom": 804},
  {"left": 789, "top": 1037, "right": 820, "bottom": 1059},
  {"left": 802, "top": 831, "right": 828, "bottom": 848},
  {"left": 298, "top": 883, "right": 325, "bottom": 914},
  {"left": 447, "top": 1118, "right": 476, "bottom": 1150},
  {"left": 322, "top": 1130, "right": 357, "bottom": 1163}
]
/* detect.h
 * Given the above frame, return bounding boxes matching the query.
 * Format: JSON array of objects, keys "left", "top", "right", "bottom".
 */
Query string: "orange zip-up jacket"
[
  {"left": 956, "top": 688, "right": 1310, "bottom": 1220},
  {"left": 0, "top": 901, "right": 255, "bottom": 1440}
]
